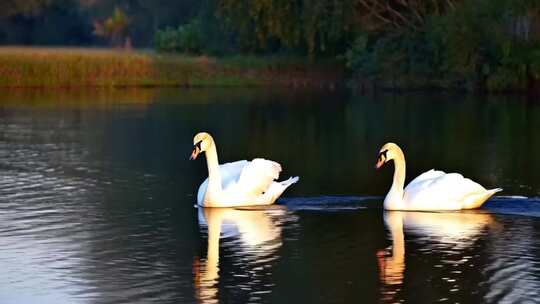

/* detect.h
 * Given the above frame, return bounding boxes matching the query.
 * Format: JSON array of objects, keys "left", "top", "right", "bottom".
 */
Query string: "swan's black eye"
[
  {"left": 195, "top": 141, "right": 202, "bottom": 149},
  {"left": 378, "top": 149, "right": 388, "bottom": 160}
]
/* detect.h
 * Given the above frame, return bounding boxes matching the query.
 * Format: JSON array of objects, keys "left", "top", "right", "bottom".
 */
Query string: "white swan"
[
  {"left": 190, "top": 132, "right": 299, "bottom": 207},
  {"left": 375, "top": 143, "right": 502, "bottom": 211}
]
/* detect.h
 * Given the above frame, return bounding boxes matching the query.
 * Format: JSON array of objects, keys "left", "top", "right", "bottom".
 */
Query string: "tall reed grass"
[{"left": 0, "top": 47, "right": 343, "bottom": 88}]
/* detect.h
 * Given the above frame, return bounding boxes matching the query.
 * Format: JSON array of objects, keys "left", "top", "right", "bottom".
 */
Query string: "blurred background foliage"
[{"left": 2, "top": 0, "right": 540, "bottom": 91}]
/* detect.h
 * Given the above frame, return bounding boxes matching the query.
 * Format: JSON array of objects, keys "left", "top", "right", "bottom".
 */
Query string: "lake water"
[{"left": 0, "top": 88, "right": 539, "bottom": 303}]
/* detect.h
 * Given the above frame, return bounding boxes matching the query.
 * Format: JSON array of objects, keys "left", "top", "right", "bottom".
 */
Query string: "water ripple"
[{"left": 1, "top": 96, "right": 540, "bottom": 304}]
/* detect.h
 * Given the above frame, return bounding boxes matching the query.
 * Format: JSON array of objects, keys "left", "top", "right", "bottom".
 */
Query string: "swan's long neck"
[
  {"left": 205, "top": 140, "right": 222, "bottom": 195},
  {"left": 384, "top": 150, "right": 406, "bottom": 210}
]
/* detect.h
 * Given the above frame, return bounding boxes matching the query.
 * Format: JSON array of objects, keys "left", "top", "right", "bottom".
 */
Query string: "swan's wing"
[
  {"left": 197, "top": 160, "right": 249, "bottom": 204},
  {"left": 404, "top": 172, "right": 487, "bottom": 210},
  {"left": 218, "top": 160, "right": 250, "bottom": 189},
  {"left": 431, "top": 173, "right": 487, "bottom": 200},
  {"left": 405, "top": 169, "right": 446, "bottom": 191},
  {"left": 197, "top": 181, "right": 208, "bottom": 205},
  {"left": 233, "top": 158, "right": 282, "bottom": 197}
]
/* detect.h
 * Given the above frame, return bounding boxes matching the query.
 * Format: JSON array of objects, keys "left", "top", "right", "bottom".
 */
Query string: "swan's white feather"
[
  {"left": 197, "top": 160, "right": 248, "bottom": 204},
  {"left": 405, "top": 169, "right": 445, "bottom": 188},
  {"left": 379, "top": 143, "right": 501, "bottom": 211},
  {"left": 236, "top": 158, "right": 281, "bottom": 196},
  {"left": 197, "top": 159, "right": 298, "bottom": 207},
  {"left": 402, "top": 170, "right": 495, "bottom": 210}
]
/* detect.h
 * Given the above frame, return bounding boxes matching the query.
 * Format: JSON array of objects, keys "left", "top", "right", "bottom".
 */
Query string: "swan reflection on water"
[
  {"left": 378, "top": 211, "right": 494, "bottom": 301},
  {"left": 194, "top": 207, "right": 284, "bottom": 304}
]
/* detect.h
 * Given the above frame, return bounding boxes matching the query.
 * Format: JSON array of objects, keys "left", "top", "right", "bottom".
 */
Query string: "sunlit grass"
[
  {"left": 0, "top": 47, "right": 343, "bottom": 88},
  {"left": 0, "top": 47, "right": 155, "bottom": 87}
]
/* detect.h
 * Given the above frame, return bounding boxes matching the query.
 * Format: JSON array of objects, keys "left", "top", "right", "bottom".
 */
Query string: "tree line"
[
  {"left": 0, "top": 0, "right": 202, "bottom": 46},
  {"left": 2, "top": 0, "right": 540, "bottom": 91}
]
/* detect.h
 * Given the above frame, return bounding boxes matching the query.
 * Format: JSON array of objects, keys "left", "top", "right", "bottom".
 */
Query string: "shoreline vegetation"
[
  {"left": 2, "top": 44, "right": 540, "bottom": 94},
  {"left": 0, "top": 47, "right": 344, "bottom": 88},
  {"left": 3, "top": 1, "right": 540, "bottom": 94}
]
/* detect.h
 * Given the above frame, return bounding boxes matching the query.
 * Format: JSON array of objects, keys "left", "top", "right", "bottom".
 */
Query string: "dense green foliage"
[
  {"left": 154, "top": 21, "right": 203, "bottom": 54},
  {"left": 0, "top": 0, "right": 202, "bottom": 46},
  {"left": 344, "top": 0, "right": 540, "bottom": 91},
  {"left": 217, "top": 0, "right": 357, "bottom": 55},
  {"left": 3, "top": 0, "right": 540, "bottom": 91}
]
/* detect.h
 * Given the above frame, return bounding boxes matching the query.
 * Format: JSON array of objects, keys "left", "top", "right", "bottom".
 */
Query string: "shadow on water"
[{"left": 0, "top": 88, "right": 539, "bottom": 303}]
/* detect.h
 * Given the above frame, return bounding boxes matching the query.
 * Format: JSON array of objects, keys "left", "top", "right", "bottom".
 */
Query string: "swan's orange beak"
[
  {"left": 375, "top": 158, "right": 385, "bottom": 169},
  {"left": 190, "top": 146, "right": 200, "bottom": 160},
  {"left": 375, "top": 149, "right": 388, "bottom": 170}
]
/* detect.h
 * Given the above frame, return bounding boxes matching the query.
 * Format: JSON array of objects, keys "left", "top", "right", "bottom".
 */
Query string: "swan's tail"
[
  {"left": 462, "top": 188, "right": 502, "bottom": 209},
  {"left": 254, "top": 176, "right": 299, "bottom": 206},
  {"left": 280, "top": 176, "right": 299, "bottom": 188},
  {"left": 489, "top": 188, "right": 503, "bottom": 195}
]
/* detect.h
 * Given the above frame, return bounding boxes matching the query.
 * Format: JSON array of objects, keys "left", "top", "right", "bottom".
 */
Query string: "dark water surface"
[{"left": 0, "top": 88, "right": 539, "bottom": 303}]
